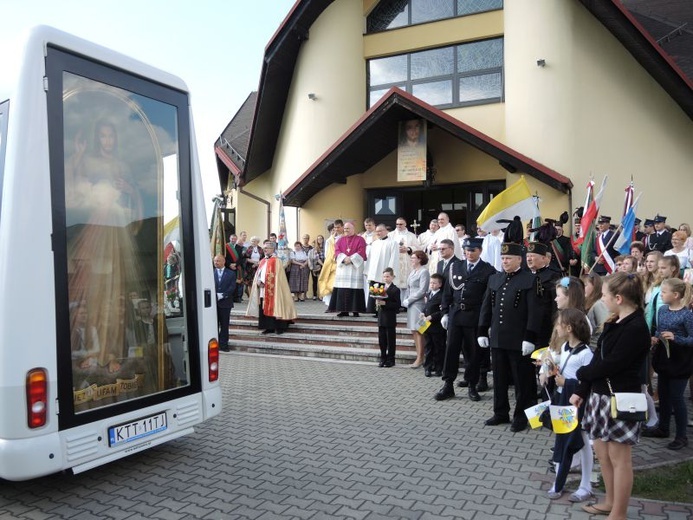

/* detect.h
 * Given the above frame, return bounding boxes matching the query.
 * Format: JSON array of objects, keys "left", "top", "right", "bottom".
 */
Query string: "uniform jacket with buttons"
[
  {"left": 535, "top": 265, "right": 561, "bottom": 347},
  {"left": 478, "top": 268, "right": 541, "bottom": 350},
  {"left": 441, "top": 259, "right": 496, "bottom": 328}
]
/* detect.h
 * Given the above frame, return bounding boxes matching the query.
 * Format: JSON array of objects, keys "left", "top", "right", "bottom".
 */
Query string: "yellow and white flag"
[
  {"left": 476, "top": 176, "right": 540, "bottom": 232},
  {"left": 524, "top": 400, "right": 551, "bottom": 429},
  {"left": 550, "top": 405, "right": 578, "bottom": 434}
]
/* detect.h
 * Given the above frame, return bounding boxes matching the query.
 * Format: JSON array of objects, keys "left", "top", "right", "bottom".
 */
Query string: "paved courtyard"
[{"left": 0, "top": 353, "right": 691, "bottom": 519}]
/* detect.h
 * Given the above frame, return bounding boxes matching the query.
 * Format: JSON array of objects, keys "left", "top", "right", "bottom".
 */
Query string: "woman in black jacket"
[{"left": 570, "top": 273, "right": 649, "bottom": 519}]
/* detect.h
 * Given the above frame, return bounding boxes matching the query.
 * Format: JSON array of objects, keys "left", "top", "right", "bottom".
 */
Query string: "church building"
[{"left": 215, "top": 0, "right": 692, "bottom": 240}]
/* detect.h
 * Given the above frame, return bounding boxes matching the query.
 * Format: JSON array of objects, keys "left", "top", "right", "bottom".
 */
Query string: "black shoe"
[
  {"left": 485, "top": 415, "right": 510, "bottom": 426},
  {"left": 276, "top": 330, "right": 284, "bottom": 335},
  {"left": 642, "top": 427, "right": 669, "bottom": 438},
  {"left": 434, "top": 382, "right": 455, "bottom": 401},
  {"left": 510, "top": 418, "right": 528, "bottom": 432},
  {"left": 468, "top": 387, "right": 481, "bottom": 402},
  {"left": 378, "top": 360, "right": 385, "bottom": 367},
  {"left": 667, "top": 437, "right": 688, "bottom": 450},
  {"left": 433, "top": 371, "right": 442, "bottom": 377},
  {"left": 220, "top": 346, "right": 231, "bottom": 352},
  {"left": 352, "top": 312, "right": 360, "bottom": 317},
  {"left": 456, "top": 380, "right": 469, "bottom": 388},
  {"left": 261, "top": 329, "right": 275, "bottom": 334},
  {"left": 477, "top": 375, "right": 489, "bottom": 392},
  {"left": 336, "top": 312, "right": 349, "bottom": 317},
  {"left": 383, "top": 360, "right": 395, "bottom": 368},
  {"left": 424, "top": 369, "right": 433, "bottom": 377}
]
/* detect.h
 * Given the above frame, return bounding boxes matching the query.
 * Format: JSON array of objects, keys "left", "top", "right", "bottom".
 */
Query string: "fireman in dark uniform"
[
  {"left": 478, "top": 242, "right": 542, "bottom": 432},
  {"left": 434, "top": 238, "right": 496, "bottom": 402},
  {"left": 648, "top": 214, "right": 672, "bottom": 253}
]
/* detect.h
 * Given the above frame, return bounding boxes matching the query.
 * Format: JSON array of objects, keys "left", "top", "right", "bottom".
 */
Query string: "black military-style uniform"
[
  {"left": 479, "top": 268, "right": 541, "bottom": 426},
  {"left": 534, "top": 265, "right": 561, "bottom": 348},
  {"left": 437, "top": 256, "right": 462, "bottom": 289},
  {"left": 440, "top": 258, "right": 496, "bottom": 388},
  {"left": 648, "top": 230, "right": 672, "bottom": 253}
]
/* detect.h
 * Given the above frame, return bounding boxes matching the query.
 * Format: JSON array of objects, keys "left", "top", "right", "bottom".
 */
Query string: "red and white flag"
[{"left": 576, "top": 176, "right": 607, "bottom": 247}]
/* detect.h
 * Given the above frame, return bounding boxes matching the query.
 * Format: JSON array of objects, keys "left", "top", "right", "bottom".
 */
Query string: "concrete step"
[
  {"left": 229, "top": 318, "right": 414, "bottom": 339},
  {"left": 231, "top": 328, "right": 415, "bottom": 350},
  {"left": 228, "top": 338, "right": 417, "bottom": 364},
  {"left": 227, "top": 306, "right": 417, "bottom": 362}
]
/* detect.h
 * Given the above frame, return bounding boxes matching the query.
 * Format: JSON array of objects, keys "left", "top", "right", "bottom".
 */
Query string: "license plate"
[{"left": 108, "top": 411, "right": 168, "bottom": 447}]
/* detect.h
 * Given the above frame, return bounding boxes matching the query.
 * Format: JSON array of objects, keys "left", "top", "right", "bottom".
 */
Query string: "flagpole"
[{"left": 587, "top": 223, "right": 624, "bottom": 274}]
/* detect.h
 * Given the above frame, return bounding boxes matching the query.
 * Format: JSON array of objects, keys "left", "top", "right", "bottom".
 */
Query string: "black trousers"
[
  {"left": 378, "top": 326, "right": 396, "bottom": 362},
  {"left": 258, "top": 298, "right": 288, "bottom": 332},
  {"left": 491, "top": 348, "right": 537, "bottom": 421},
  {"left": 423, "top": 331, "right": 446, "bottom": 372},
  {"left": 217, "top": 306, "right": 231, "bottom": 348},
  {"left": 442, "top": 325, "right": 480, "bottom": 385}
]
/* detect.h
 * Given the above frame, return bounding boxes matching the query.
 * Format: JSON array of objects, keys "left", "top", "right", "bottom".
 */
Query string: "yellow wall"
[
  {"left": 363, "top": 9, "right": 503, "bottom": 58},
  {"left": 504, "top": 0, "right": 693, "bottom": 226},
  {"left": 299, "top": 175, "right": 365, "bottom": 238}
]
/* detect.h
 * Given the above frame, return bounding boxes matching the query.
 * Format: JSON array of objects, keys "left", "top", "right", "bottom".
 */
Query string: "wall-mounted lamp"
[
  {"left": 536, "top": 59, "right": 546, "bottom": 67},
  {"left": 308, "top": 93, "right": 317, "bottom": 100}
]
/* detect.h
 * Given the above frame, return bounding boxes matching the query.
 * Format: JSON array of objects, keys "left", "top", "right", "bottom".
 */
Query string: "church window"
[
  {"left": 368, "top": 37, "right": 503, "bottom": 109},
  {"left": 367, "top": 0, "right": 502, "bottom": 33}
]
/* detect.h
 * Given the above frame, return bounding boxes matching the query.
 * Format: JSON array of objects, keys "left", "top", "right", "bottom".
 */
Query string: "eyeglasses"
[{"left": 396, "top": 222, "right": 406, "bottom": 226}]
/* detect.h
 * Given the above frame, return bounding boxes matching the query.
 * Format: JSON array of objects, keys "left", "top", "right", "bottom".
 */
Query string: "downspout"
[{"left": 240, "top": 187, "right": 272, "bottom": 237}]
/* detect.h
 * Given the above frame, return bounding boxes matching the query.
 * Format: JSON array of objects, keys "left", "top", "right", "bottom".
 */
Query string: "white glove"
[
  {"left": 217, "top": 293, "right": 223, "bottom": 300},
  {"left": 402, "top": 299, "right": 409, "bottom": 308},
  {"left": 441, "top": 315, "right": 449, "bottom": 330},
  {"left": 478, "top": 337, "right": 489, "bottom": 348},
  {"left": 522, "top": 341, "right": 535, "bottom": 356}
]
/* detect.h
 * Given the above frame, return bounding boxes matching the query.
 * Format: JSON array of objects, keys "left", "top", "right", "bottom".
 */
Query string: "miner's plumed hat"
[
  {"left": 500, "top": 242, "right": 523, "bottom": 257},
  {"left": 527, "top": 242, "right": 549, "bottom": 256}
]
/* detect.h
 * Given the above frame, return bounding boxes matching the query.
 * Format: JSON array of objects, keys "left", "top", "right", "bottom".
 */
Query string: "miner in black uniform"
[
  {"left": 478, "top": 242, "right": 542, "bottom": 432},
  {"left": 547, "top": 214, "right": 573, "bottom": 276},
  {"left": 526, "top": 241, "right": 561, "bottom": 349},
  {"left": 648, "top": 214, "right": 672, "bottom": 253},
  {"left": 434, "top": 238, "right": 496, "bottom": 402}
]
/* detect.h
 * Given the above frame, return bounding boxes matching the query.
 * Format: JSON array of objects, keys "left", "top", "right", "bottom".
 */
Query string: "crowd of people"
[{"left": 215, "top": 211, "right": 693, "bottom": 519}]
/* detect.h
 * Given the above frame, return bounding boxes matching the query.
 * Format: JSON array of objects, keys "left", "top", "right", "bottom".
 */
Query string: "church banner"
[{"left": 397, "top": 119, "right": 427, "bottom": 182}]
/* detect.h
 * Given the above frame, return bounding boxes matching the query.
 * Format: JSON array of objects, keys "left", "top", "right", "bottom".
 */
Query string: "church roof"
[
  {"left": 215, "top": 91, "right": 258, "bottom": 183},
  {"left": 281, "top": 88, "right": 573, "bottom": 207}
]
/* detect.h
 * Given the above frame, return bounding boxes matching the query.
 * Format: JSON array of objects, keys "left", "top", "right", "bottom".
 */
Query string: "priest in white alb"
[
  {"left": 388, "top": 217, "right": 421, "bottom": 300},
  {"left": 365, "top": 224, "right": 400, "bottom": 314},
  {"left": 427, "top": 212, "right": 463, "bottom": 274}
]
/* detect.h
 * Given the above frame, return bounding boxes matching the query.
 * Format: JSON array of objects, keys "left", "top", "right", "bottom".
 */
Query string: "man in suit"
[
  {"left": 375, "top": 267, "right": 401, "bottom": 367},
  {"left": 435, "top": 238, "right": 496, "bottom": 401},
  {"left": 214, "top": 253, "right": 236, "bottom": 351},
  {"left": 422, "top": 273, "right": 445, "bottom": 377},
  {"left": 225, "top": 234, "right": 245, "bottom": 302},
  {"left": 436, "top": 238, "right": 461, "bottom": 286},
  {"left": 478, "top": 241, "right": 542, "bottom": 432},
  {"left": 649, "top": 214, "right": 672, "bottom": 253}
]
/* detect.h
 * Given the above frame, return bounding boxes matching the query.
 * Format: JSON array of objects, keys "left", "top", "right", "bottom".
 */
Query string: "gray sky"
[{"left": 0, "top": 0, "right": 296, "bottom": 216}]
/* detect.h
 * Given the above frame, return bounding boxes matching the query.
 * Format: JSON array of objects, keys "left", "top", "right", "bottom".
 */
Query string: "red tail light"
[
  {"left": 26, "top": 368, "right": 48, "bottom": 428},
  {"left": 208, "top": 339, "right": 219, "bottom": 382}
]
